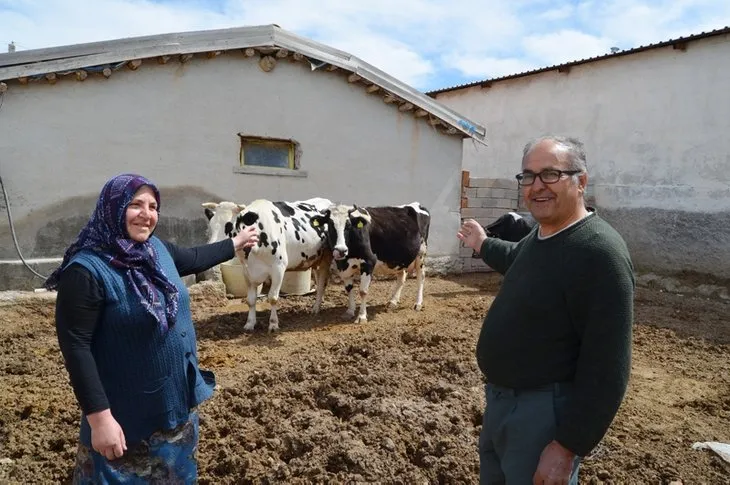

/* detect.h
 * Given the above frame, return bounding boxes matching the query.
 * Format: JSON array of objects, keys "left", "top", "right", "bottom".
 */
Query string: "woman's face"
[{"left": 125, "top": 185, "right": 159, "bottom": 242}]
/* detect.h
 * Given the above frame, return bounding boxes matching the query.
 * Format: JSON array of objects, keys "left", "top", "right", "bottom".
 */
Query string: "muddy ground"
[{"left": 0, "top": 272, "right": 728, "bottom": 484}]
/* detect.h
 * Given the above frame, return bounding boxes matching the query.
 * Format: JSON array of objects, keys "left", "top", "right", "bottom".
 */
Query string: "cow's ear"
[
  {"left": 202, "top": 202, "right": 218, "bottom": 209},
  {"left": 234, "top": 204, "right": 246, "bottom": 214},
  {"left": 310, "top": 215, "right": 323, "bottom": 227},
  {"left": 204, "top": 208, "right": 215, "bottom": 221},
  {"left": 352, "top": 217, "right": 368, "bottom": 229}
]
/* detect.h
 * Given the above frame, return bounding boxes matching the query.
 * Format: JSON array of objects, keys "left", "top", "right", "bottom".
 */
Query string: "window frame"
[
  {"left": 234, "top": 134, "right": 306, "bottom": 178},
  {"left": 239, "top": 136, "right": 295, "bottom": 169}
]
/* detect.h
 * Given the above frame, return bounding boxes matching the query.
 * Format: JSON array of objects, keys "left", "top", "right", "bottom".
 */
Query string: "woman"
[{"left": 45, "top": 173, "right": 258, "bottom": 483}]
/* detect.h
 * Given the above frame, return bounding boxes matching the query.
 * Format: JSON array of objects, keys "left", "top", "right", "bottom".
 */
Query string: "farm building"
[
  {"left": 431, "top": 26, "right": 730, "bottom": 279},
  {"left": 0, "top": 24, "right": 485, "bottom": 290}
]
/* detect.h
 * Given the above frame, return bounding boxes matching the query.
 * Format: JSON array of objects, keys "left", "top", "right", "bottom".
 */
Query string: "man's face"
[{"left": 520, "top": 140, "right": 586, "bottom": 228}]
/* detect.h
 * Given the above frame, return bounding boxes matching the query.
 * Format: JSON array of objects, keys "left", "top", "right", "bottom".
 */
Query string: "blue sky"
[{"left": 1, "top": 0, "right": 729, "bottom": 92}]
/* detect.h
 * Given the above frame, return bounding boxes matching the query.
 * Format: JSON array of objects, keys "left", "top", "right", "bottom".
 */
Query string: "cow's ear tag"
[
  {"left": 357, "top": 221, "right": 364, "bottom": 228},
  {"left": 312, "top": 219, "right": 320, "bottom": 227}
]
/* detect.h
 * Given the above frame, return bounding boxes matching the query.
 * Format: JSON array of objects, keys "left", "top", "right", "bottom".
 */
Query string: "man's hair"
[{"left": 522, "top": 135, "right": 588, "bottom": 173}]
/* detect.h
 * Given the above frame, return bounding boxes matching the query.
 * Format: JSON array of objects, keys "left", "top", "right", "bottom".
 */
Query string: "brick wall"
[{"left": 459, "top": 170, "right": 520, "bottom": 272}]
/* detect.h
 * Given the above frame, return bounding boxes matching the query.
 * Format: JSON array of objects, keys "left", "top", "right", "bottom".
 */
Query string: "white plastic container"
[
  {"left": 219, "top": 259, "right": 263, "bottom": 297},
  {"left": 281, "top": 269, "right": 313, "bottom": 295}
]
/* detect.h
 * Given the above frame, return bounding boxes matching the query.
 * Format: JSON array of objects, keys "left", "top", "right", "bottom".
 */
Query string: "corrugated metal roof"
[
  {"left": 0, "top": 24, "right": 486, "bottom": 142},
  {"left": 427, "top": 25, "right": 730, "bottom": 96}
]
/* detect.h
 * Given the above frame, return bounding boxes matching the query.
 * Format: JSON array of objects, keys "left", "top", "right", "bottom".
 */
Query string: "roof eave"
[{"left": 0, "top": 24, "right": 486, "bottom": 142}]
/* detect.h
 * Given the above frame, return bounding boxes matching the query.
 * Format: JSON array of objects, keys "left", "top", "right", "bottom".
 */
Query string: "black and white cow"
[
  {"left": 485, "top": 211, "right": 536, "bottom": 241},
  {"left": 202, "top": 198, "right": 332, "bottom": 333},
  {"left": 310, "top": 202, "right": 430, "bottom": 323},
  {"left": 470, "top": 211, "right": 537, "bottom": 258}
]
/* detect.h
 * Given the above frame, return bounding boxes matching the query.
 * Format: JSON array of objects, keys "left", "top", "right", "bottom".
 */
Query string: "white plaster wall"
[
  {"left": 436, "top": 34, "right": 730, "bottom": 213},
  {"left": 0, "top": 53, "right": 464, "bottom": 263}
]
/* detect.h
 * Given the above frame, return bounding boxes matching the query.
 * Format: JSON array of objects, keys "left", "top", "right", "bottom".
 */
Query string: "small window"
[{"left": 239, "top": 136, "right": 296, "bottom": 169}]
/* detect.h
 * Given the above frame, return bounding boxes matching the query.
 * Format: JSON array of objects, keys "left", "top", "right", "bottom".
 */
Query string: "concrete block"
[
  {"left": 464, "top": 187, "right": 479, "bottom": 198},
  {"left": 475, "top": 188, "right": 494, "bottom": 198},
  {"left": 466, "top": 198, "right": 484, "bottom": 209},
  {"left": 470, "top": 178, "right": 517, "bottom": 190},
  {"left": 461, "top": 207, "right": 494, "bottom": 218},
  {"left": 500, "top": 198, "right": 517, "bottom": 209},
  {"left": 461, "top": 257, "right": 494, "bottom": 273},
  {"left": 467, "top": 178, "right": 491, "bottom": 188},
  {"left": 460, "top": 246, "right": 477, "bottom": 257},
  {"left": 480, "top": 198, "right": 517, "bottom": 210}
]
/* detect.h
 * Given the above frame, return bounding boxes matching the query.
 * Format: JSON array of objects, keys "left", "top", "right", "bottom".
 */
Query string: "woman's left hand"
[{"left": 231, "top": 225, "right": 259, "bottom": 251}]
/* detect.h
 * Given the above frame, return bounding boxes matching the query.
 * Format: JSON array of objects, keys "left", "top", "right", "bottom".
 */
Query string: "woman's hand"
[
  {"left": 87, "top": 409, "right": 127, "bottom": 461},
  {"left": 231, "top": 225, "right": 259, "bottom": 251}
]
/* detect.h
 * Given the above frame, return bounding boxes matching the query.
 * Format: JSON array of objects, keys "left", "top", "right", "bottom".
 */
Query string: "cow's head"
[
  {"left": 485, "top": 212, "right": 536, "bottom": 242},
  {"left": 201, "top": 201, "right": 246, "bottom": 243},
  {"left": 310, "top": 204, "right": 371, "bottom": 260}
]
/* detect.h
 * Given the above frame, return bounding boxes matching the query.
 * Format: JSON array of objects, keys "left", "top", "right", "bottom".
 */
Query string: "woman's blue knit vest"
[{"left": 67, "top": 236, "right": 215, "bottom": 446}]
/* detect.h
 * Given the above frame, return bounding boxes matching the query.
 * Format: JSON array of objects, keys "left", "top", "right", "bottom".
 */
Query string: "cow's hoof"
[
  {"left": 353, "top": 315, "right": 368, "bottom": 324},
  {"left": 413, "top": 303, "right": 423, "bottom": 311},
  {"left": 386, "top": 301, "right": 399, "bottom": 310},
  {"left": 268, "top": 325, "right": 279, "bottom": 333},
  {"left": 343, "top": 310, "right": 355, "bottom": 319},
  {"left": 243, "top": 324, "right": 256, "bottom": 333}
]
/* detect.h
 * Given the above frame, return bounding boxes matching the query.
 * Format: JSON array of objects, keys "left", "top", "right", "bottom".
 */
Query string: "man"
[{"left": 458, "top": 136, "right": 635, "bottom": 484}]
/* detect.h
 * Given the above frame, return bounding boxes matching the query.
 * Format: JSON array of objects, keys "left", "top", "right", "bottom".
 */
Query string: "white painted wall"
[
  {"left": 436, "top": 34, "right": 730, "bottom": 213},
  {"left": 0, "top": 53, "right": 465, "bottom": 271},
  {"left": 436, "top": 34, "right": 730, "bottom": 277}
]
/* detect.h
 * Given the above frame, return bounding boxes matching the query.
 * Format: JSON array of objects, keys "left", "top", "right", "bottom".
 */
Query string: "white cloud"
[
  {"left": 1, "top": 0, "right": 729, "bottom": 91},
  {"left": 448, "top": 56, "right": 535, "bottom": 79},
  {"left": 539, "top": 5, "right": 574, "bottom": 21},
  {"left": 522, "top": 30, "right": 617, "bottom": 65}
]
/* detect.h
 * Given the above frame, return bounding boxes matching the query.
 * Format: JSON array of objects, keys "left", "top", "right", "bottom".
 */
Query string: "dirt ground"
[{"left": 0, "top": 272, "right": 728, "bottom": 484}]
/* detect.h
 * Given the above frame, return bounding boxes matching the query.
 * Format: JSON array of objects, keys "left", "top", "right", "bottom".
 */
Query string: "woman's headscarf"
[{"left": 44, "top": 174, "right": 179, "bottom": 331}]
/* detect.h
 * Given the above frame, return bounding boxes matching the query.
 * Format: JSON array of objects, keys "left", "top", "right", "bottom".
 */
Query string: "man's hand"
[
  {"left": 231, "top": 225, "right": 259, "bottom": 251},
  {"left": 87, "top": 409, "right": 127, "bottom": 461},
  {"left": 533, "top": 440, "right": 576, "bottom": 485},
  {"left": 457, "top": 219, "right": 488, "bottom": 253}
]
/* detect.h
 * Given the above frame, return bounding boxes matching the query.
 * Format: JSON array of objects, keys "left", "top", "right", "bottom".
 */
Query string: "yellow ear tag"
[
  {"left": 312, "top": 220, "right": 319, "bottom": 227},
  {"left": 357, "top": 221, "right": 364, "bottom": 228}
]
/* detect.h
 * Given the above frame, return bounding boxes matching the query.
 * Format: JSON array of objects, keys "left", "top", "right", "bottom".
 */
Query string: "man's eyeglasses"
[{"left": 515, "top": 169, "right": 582, "bottom": 186}]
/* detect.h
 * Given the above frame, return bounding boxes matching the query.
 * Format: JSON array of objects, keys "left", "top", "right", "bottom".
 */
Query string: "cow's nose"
[{"left": 333, "top": 247, "right": 348, "bottom": 260}]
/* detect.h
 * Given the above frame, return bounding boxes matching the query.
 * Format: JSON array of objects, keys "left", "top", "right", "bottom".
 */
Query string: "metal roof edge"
[
  {"left": 272, "top": 28, "right": 485, "bottom": 141},
  {"left": 426, "top": 25, "right": 730, "bottom": 96}
]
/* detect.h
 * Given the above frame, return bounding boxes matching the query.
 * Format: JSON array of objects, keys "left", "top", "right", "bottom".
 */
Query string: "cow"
[
  {"left": 469, "top": 211, "right": 537, "bottom": 258},
  {"left": 202, "top": 200, "right": 247, "bottom": 245},
  {"left": 202, "top": 198, "right": 333, "bottom": 333},
  {"left": 485, "top": 211, "right": 537, "bottom": 241},
  {"left": 310, "top": 202, "right": 430, "bottom": 324}
]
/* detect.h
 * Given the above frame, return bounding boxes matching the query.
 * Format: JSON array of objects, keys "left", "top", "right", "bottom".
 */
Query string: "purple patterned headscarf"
[{"left": 44, "top": 174, "right": 179, "bottom": 331}]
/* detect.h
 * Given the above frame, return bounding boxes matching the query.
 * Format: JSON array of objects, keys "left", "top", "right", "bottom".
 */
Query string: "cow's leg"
[
  {"left": 312, "top": 257, "right": 331, "bottom": 314},
  {"left": 354, "top": 272, "right": 373, "bottom": 324},
  {"left": 243, "top": 275, "right": 258, "bottom": 333},
  {"left": 387, "top": 269, "right": 408, "bottom": 309},
  {"left": 344, "top": 279, "right": 357, "bottom": 318},
  {"left": 414, "top": 248, "right": 426, "bottom": 311},
  {"left": 266, "top": 264, "right": 286, "bottom": 333}
]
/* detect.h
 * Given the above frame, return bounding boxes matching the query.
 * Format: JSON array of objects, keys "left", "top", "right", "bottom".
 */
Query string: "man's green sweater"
[{"left": 477, "top": 212, "right": 635, "bottom": 457}]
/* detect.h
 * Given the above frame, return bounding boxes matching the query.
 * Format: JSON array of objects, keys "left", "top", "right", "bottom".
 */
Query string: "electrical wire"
[{"left": 0, "top": 174, "right": 50, "bottom": 280}]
